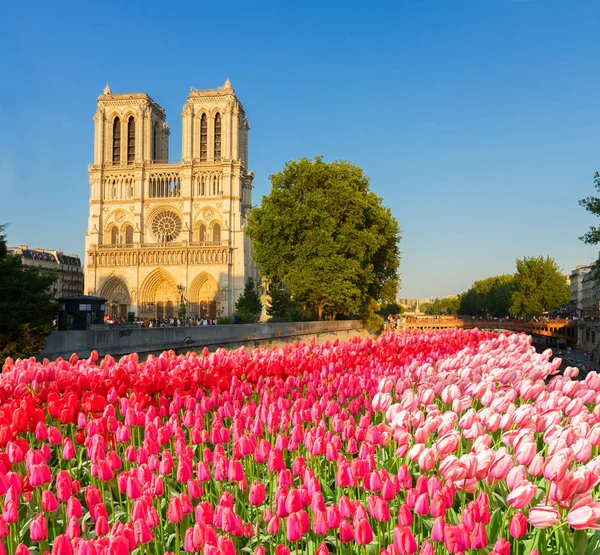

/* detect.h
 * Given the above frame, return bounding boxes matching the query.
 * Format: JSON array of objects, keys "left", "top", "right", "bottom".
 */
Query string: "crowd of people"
[
  {"left": 103, "top": 314, "right": 243, "bottom": 327},
  {"left": 104, "top": 314, "right": 215, "bottom": 327}
]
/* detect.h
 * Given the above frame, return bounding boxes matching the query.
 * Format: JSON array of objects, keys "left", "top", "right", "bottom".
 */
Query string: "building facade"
[
  {"left": 7, "top": 246, "right": 84, "bottom": 298},
  {"left": 84, "top": 80, "right": 258, "bottom": 320},
  {"left": 570, "top": 264, "right": 593, "bottom": 312}
]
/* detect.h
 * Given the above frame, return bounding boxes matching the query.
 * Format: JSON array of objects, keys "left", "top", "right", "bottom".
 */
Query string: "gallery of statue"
[{"left": 84, "top": 79, "right": 258, "bottom": 320}]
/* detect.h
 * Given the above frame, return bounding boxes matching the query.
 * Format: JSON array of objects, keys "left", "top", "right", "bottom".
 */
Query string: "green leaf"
[
  {"left": 488, "top": 507, "right": 504, "bottom": 543},
  {"left": 573, "top": 529, "right": 588, "bottom": 555},
  {"left": 585, "top": 530, "right": 600, "bottom": 555}
]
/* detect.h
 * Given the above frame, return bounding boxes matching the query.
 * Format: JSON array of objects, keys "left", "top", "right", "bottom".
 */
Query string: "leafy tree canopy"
[
  {"left": 422, "top": 297, "right": 462, "bottom": 316},
  {"left": 0, "top": 225, "right": 58, "bottom": 364},
  {"left": 266, "top": 279, "right": 301, "bottom": 322},
  {"left": 579, "top": 171, "right": 600, "bottom": 278},
  {"left": 378, "top": 302, "right": 405, "bottom": 318},
  {"left": 459, "top": 275, "right": 513, "bottom": 317},
  {"left": 509, "top": 256, "right": 570, "bottom": 318},
  {"left": 579, "top": 172, "right": 600, "bottom": 245},
  {"left": 247, "top": 157, "right": 401, "bottom": 320},
  {"left": 235, "top": 278, "right": 263, "bottom": 323}
]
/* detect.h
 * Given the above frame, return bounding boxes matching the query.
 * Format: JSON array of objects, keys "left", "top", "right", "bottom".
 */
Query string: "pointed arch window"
[
  {"left": 152, "top": 122, "right": 159, "bottom": 160},
  {"left": 214, "top": 113, "right": 221, "bottom": 160},
  {"left": 212, "top": 223, "right": 221, "bottom": 243},
  {"left": 127, "top": 116, "right": 135, "bottom": 163},
  {"left": 112, "top": 117, "right": 121, "bottom": 164},
  {"left": 200, "top": 114, "right": 207, "bottom": 161},
  {"left": 197, "top": 223, "right": 207, "bottom": 243},
  {"left": 124, "top": 225, "right": 133, "bottom": 244},
  {"left": 110, "top": 226, "right": 119, "bottom": 244},
  {"left": 200, "top": 177, "right": 205, "bottom": 196}
]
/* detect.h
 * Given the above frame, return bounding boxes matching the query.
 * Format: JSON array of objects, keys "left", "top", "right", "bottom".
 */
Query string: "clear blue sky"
[{"left": 1, "top": 0, "right": 599, "bottom": 299}]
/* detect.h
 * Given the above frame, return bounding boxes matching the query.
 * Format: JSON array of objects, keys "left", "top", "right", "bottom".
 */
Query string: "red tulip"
[
  {"left": 355, "top": 518, "right": 374, "bottom": 545},
  {"left": 339, "top": 520, "right": 354, "bottom": 543},
  {"left": 249, "top": 482, "right": 266, "bottom": 506},
  {"left": 394, "top": 525, "right": 417, "bottom": 555},
  {"left": 167, "top": 497, "right": 183, "bottom": 523},
  {"left": 29, "top": 514, "right": 48, "bottom": 541}
]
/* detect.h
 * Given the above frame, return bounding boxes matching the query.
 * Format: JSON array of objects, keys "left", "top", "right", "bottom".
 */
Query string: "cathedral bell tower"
[{"left": 84, "top": 80, "right": 258, "bottom": 320}]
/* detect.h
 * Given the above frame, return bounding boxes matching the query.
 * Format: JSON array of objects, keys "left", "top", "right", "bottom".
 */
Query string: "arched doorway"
[
  {"left": 139, "top": 268, "right": 179, "bottom": 321},
  {"left": 188, "top": 272, "right": 220, "bottom": 318},
  {"left": 98, "top": 276, "right": 131, "bottom": 319}
]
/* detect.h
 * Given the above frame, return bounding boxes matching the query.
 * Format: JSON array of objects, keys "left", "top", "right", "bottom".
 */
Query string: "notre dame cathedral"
[{"left": 84, "top": 79, "right": 258, "bottom": 319}]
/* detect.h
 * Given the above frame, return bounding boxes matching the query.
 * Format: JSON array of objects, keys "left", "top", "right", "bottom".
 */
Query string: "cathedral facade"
[{"left": 84, "top": 80, "right": 258, "bottom": 320}]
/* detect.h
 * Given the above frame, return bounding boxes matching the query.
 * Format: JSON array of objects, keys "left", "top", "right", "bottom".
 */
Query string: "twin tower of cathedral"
[{"left": 84, "top": 79, "right": 258, "bottom": 320}]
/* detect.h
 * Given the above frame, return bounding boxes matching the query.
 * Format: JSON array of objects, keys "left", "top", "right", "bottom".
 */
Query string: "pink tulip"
[
  {"left": 507, "top": 483, "right": 537, "bottom": 509},
  {"left": 510, "top": 512, "right": 528, "bottom": 538},
  {"left": 528, "top": 505, "right": 561, "bottom": 529}
]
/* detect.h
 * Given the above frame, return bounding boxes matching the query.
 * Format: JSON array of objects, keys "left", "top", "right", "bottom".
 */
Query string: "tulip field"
[{"left": 1, "top": 329, "right": 600, "bottom": 555}]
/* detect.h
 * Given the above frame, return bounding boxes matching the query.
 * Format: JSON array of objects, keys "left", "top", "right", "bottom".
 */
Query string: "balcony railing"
[{"left": 95, "top": 241, "right": 228, "bottom": 250}]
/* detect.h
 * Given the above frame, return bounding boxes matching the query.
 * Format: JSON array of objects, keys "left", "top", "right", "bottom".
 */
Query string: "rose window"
[{"left": 151, "top": 210, "right": 182, "bottom": 243}]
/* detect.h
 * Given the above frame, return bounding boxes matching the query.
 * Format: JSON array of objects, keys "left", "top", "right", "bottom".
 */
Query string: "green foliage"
[
  {"left": 509, "top": 256, "right": 570, "bottom": 318},
  {"left": 217, "top": 316, "right": 234, "bottom": 325},
  {"left": 421, "top": 297, "right": 461, "bottom": 315},
  {"left": 459, "top": 275, "right": 514, "bottom": 317},
  {"left": 579, "top": 172, "right": 600, "bottom": 245},
  {"left": 0, "top": 224, "right": 58, "bottom": 364},
  {"left": 235, "top": 278, "right": 263, "bottom": 323},
  {"left": 579, "top": 172, "right": 600, "bottom": 279},
  {"left": 378, "top": 302, "right": 405, "bottom": 318},
  {"left": 267, "top": 279, "right": 301, "bottom": 321},
  {"left": 247, "top": 157, "right": 401, "bottom": 320},
  {"left": 360, "top": 298, "right": 384, "bottom": 332}
]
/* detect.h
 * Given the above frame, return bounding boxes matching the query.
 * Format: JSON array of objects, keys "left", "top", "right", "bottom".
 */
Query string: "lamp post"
[{"left": 220, "top": 286, "right": 228, "bottom": 317}]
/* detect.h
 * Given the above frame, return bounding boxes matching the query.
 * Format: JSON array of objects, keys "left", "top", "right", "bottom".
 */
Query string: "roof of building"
[
  {"left": 57, "top": 254, "right": 81, "bottom": 266},
  {"left": 21, "top": 249, "right": 56, "bottom": 263}
]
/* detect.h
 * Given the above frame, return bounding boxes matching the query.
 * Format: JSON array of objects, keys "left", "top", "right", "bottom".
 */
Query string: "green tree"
[
  {"left": 235, "top": 278, "right": 263, "bottom": 322},
  {"left": 378, "top": 302, "right": 404, "bottom": 318},
  {"left": 0, "top": 225, "right": 58, "bottom": 364},
  {"left": 509, "top": 256, "right": 570, "bottom": 318},
  {"left": 460, "top": 275, "right": 513, "bottom": 317},
  {"left": 266, "top": 279, "right": 300, "bottom": 321},
  {"left": 579, "top": 171, "right": 600, "bottom": 277},
  {"left": 422, "top": 297, "right": 461, "bottom": 315},
  {"left": 247, "top": 157, "right": 401, "bottom": 320}
]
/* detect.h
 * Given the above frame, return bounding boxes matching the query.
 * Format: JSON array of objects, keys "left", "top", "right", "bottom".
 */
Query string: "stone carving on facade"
[
  {"left": 114, "top": 210, "right": 127, "bottom": 223},
  {"left": 201, "top": 207, "right": 215, "bottom": 221}
]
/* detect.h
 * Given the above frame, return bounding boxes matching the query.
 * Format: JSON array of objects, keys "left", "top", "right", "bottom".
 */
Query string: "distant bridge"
[{"left": 400, "top": 318, "right": 577, "bottom": 343}]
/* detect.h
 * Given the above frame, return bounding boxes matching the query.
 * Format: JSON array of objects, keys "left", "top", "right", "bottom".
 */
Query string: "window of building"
[
  {"left": 112, "top": 117, "right": 121, "bottom": 164},
  {"left": 214, "top": 113, "right": 221, "bottom": 160},
  {"left": 200, "top": 114, "right": 207, "bottom": 161},
  {"left": 213, "top": 223, "right": 221, "bottom": 243},
  {"left": 79, "top": 304, "right": 92, "bottom": 311},
  {"left": 110, "top": 226, "right": 119, "bottom": 244},
  {"left": 152, "top": 122, "right": 159, "bottom": 160},
  {"left": 198, "top": 223, "right": 206, "bottom": 243},
  {"left": 127, "top": 116, "right": 135, "bottom": 163},
  {"left": 124, "top": 225, "right": 133, "bottom": 244}
]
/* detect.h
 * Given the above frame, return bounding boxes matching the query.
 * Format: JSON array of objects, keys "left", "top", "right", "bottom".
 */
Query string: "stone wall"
[{"left": 37, "top": 321, "right": 366, "bottom": 361}]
